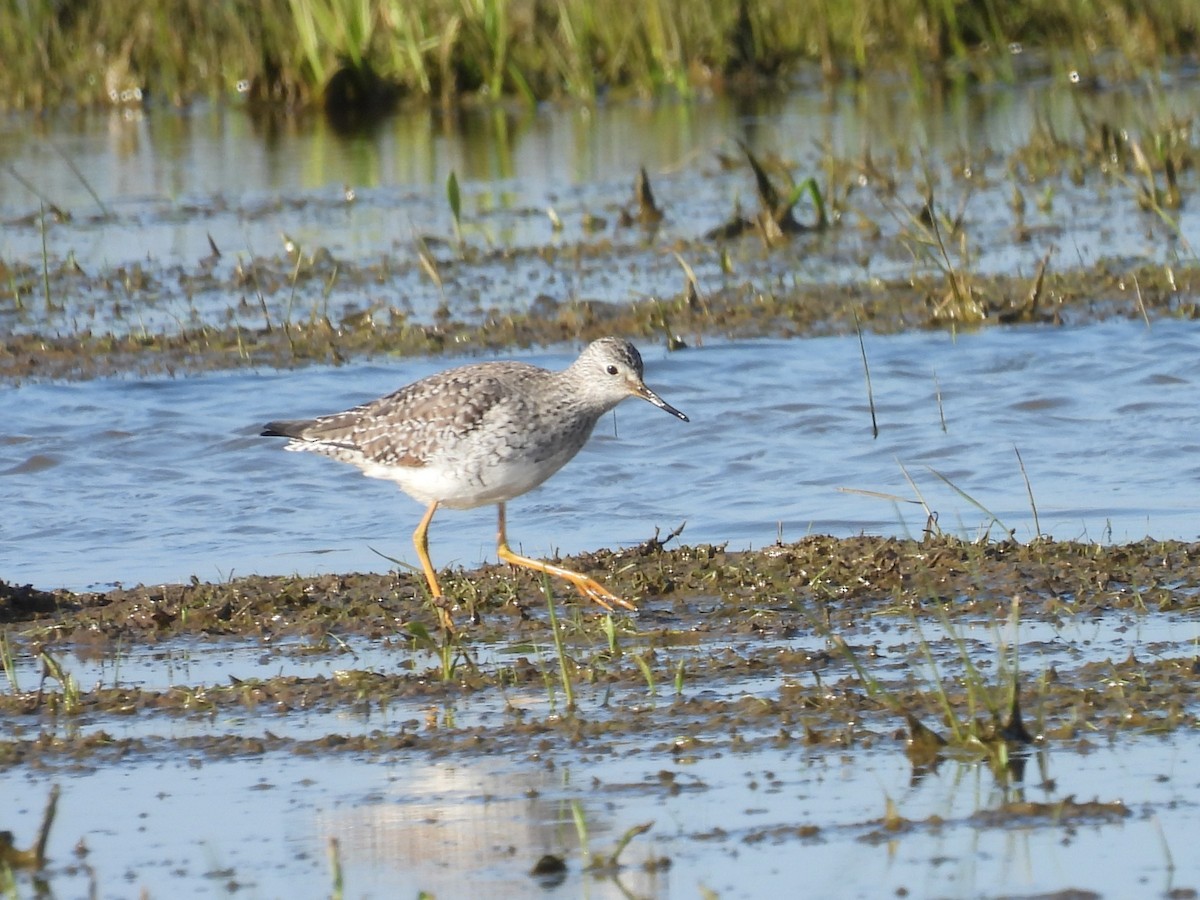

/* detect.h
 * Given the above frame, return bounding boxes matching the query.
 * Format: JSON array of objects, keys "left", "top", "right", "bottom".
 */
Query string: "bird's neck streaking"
[{"left": 551, "top": 369, "right": 632, "bottom": 425}]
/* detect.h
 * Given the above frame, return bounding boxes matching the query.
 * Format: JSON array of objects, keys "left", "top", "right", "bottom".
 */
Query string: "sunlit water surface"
[
  {"left": 4, "top": 320, "right": 1199, "bottom": 898},
  {"left": 3, "top": 318, "right": 1198, "bottom": 592},
  {"left": 2, "top": 674, "right": 1198, "bottom": 899},
  {"left": 5, "top": 320, "right": 1199, "bottom": 898},
  {"left": 3, "top": 74, "right": 1200, "bottom": 900},
  {"left": 3, "top": 605, "right": 1200, "bottom": 900}
]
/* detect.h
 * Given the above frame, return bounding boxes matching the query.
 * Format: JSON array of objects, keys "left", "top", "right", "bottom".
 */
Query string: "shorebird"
[{"left": 262, "top": 337, "right": 687, "bottom": 628}]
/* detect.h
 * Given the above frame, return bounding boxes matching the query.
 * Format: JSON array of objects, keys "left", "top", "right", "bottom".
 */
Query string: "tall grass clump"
[{"left": 0, "top": 1, "right": 1197, "bottom": 111}]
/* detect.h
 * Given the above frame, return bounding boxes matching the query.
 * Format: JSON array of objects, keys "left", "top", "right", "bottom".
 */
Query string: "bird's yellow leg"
[
  {"left": 413, "top": 501, "right": 455, "bottom": 632},
  {"left": 495, "top": 502, "right": 637, "bottom": 612}
]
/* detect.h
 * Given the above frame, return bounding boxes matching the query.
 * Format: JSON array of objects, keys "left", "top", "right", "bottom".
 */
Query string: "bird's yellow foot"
[{"left": 561, "top": 572, "right": 638, "bottom": 612}]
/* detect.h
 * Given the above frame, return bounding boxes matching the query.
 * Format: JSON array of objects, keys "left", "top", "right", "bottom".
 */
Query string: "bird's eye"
[{"left": 605, "top": 365, "right": 619, "bottom": 375}]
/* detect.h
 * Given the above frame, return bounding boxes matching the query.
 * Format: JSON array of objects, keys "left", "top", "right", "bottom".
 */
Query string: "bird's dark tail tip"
[{"left": 261, "top": 420, "right": 307, "bottom": 438}]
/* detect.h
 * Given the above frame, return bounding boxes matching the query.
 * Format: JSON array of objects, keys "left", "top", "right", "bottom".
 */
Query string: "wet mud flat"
[
  {"left": 3, "top": 536, "right": 1200, "bottom": 896},
  {"left": 4, "top": 243, "right": 1199, "bottom": 385}
]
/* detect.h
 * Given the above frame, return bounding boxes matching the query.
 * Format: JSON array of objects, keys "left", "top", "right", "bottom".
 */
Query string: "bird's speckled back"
[{"left": 263, "top": 338, "right": 660, "bottom": 507}]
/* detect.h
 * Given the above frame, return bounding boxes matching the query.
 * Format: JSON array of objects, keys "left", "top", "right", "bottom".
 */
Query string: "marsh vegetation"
[{"left": 2, "top": 0, "right": 1199, "bottom": 110}]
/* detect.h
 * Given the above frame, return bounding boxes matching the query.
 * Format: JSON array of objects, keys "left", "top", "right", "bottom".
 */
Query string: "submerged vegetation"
[{"left": 1, "top": 0, "right": 1199, "bottom": 111}]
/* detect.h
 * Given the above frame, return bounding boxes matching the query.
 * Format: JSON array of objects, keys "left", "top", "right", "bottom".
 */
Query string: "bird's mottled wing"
[{"left": 293, "top": 364, "right": 532, "bottom": 467}]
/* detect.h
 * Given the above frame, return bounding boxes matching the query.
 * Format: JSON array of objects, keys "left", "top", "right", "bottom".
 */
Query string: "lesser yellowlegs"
[{"left": 262, "top": 337, "right": 688, "bottom": 627}]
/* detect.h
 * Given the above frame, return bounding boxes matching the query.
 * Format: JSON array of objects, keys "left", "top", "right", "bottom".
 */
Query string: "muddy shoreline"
[
  {"left": 5, "top": 256, "right": 1197, "bottom": 383},
  {"left": 4, "top": 535, "right": 1199, "bottom": 770}
]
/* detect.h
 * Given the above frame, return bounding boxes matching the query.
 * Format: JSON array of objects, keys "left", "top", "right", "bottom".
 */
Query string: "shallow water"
[
  {"left": 2, "top": 71, "right": 1199, "bottom": 337},
  {"left": 5, "top": 602, "right": 1193, "bottom": 718},
  {"left": 3, "top": 318, "right": 1198, "bottom": 592},
  {"left": 3, "top": 609, "right": 1199, "bottom": 900},
  {"left": 6, "top": 741, "right": 1191, "bottom": 899}
]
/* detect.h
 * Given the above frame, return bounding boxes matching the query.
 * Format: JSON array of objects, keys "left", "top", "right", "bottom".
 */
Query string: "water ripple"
[{"left": 1, "top": 318, "right": 1197, "bottom": 590}]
